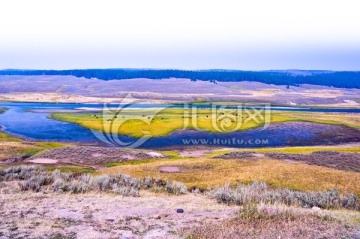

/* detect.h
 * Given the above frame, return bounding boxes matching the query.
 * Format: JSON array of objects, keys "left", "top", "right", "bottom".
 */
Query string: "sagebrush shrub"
[
  {"left": 2, "top": 166, "right": 186, "bottom": 196},
  {"left": 18, "top": 174, "right": 52, "bottom": 192},
  {"left": 91, "top": 175, "right": 111, "bottom": 191},
  {"left": 142, "top": 176, "right": 153, "bottom": 188},
  {"left": 112, "top": 185, "right": 140, "bottom": 197},
  {"left": 52, "top": 178, "right": 68, "bottom": 192},
  {"left": 70, "top": 180, "right": 88, "bottom": 193},
  {"left": 212, "top": 182, "right": 359, "bottom": 210},
  {"left": 166, "top": 181, "right": 187, "bottom": 195}
]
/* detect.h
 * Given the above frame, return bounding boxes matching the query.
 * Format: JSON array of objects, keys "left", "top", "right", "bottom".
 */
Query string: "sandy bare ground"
[
  {"left": 0, "top": 92, "right": 176, "bottom": 104},
  {"left": 27, "top": 158, "right": 58, "bottom": 164},
  {"left": 1, "top": 76, "right": 360, "bottom": 106},
  {"left": 27, "top": 147, "right": 167, "bottom": 169},
  {"left": 0, "top": 185, "right": 237, "bottom": 239},
  {"left": 1, "top": 182, "right": 359, "bottom": 239}
]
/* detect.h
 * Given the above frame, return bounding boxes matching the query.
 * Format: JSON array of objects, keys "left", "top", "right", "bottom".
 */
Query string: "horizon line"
[{"left": 1, "top": 68, "right": 360, "bottom": 72}]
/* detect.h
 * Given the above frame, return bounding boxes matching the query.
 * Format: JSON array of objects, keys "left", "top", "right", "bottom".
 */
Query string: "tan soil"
[
  {"left": 27, "top": 158, "right": 58, "bottom": 164},
  {"left": 27, "top": 146, "right": 167, "bottom": 167},
  {"left": 159, "top": 166, "right": 181, "bottom": 173},
  {"left": 0, "top": 183, "right": 237, "bottom": 239}
]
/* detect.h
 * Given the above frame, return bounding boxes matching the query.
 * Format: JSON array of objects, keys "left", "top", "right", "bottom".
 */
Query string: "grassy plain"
[
  {"left": 0, "top": 131, "right": 67, "bottom": 162},
  {"left": 100, "top": 156, "right": 360, "bottom": 196},
  {"left": 207, "top": 145, "right": 360, "bottom": 157},
  {"left": 51, "top": 109, "right": 360, "bottom": 138}
]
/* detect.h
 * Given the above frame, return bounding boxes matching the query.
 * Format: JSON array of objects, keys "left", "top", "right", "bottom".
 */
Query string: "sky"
[{"left": 0, "top": 0, "right": 359, "bottom": 70}]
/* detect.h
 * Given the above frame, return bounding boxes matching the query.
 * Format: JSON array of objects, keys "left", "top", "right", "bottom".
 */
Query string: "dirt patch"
[
  {"left": 178, "top": 149, "right": 214, "bottom": 157},
  {"left": 253, "top": 153, "right": 265, "bottom": 157},
  {"left": 27, "top": 158, "right": 58, "bottom": 164},
  {"left": 159, "top": 165, "right": 213, "bottom": 173},
  {"left": 146, "top": 152, "right": 165, "bottom": 158},
  {"left": 266, "top": 151, "right": 360, "bottom": 172},
  {"left": 0, "top": 187, "right": 237, "bottom": 239},
  {"left": 159, "top": 166, "right": 181, "bottom": 173},
  {"left": 28, "top": 146, "right": 167, "bottom": 167}
]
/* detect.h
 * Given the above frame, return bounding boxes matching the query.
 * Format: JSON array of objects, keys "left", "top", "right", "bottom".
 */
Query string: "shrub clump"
[
  {"left": 166, "top": 180, "right": 187, "bottom": 195},
  {"left": 0, "top": 166, "right": 188, "bottom": 197},
  {"left": 211, "top": 181, "right": 359, "bottom": 210},
  {"left": 3, "top": 165, "right": 38, "bottom": 180},
  {"left": 18, "top": 173, "right": 53, "bottom": 192}
]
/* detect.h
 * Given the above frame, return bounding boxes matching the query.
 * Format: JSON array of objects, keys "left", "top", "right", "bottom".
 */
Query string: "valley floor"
[{"left": 1, "top": 106, "right": 360, "bottom": 238}]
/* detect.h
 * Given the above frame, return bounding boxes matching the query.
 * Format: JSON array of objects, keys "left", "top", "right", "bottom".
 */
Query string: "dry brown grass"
[
  {"left": 182, "top": 211, "right": 358, "bottom": 239},
  {"left": 0, "top": 140, "right": 41, "bottom": 161},
  {"left": 0, "top": 132, "right": 66, "bottom": 162},
  {"left": 100, "top": 157, "right": 360, "bottom": 195}
]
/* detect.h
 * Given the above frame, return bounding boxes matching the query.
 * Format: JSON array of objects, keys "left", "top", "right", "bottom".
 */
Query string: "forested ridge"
[{"left": 1, "top": 69, "right": 360, "bottom": 89}]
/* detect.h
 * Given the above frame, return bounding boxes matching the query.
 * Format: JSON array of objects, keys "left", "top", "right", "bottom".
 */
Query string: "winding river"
[{"left": 0, "top": 102, "right": 359, "bottom": 148}]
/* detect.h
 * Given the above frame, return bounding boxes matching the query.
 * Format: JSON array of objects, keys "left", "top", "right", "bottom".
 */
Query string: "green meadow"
[{"left": 50, "top": 108, "right": 360, "bottom": 138}]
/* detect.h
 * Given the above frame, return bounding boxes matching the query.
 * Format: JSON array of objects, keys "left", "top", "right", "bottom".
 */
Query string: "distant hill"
[{"left": 1, "top": 69, "right": 359, "bottom": 89}]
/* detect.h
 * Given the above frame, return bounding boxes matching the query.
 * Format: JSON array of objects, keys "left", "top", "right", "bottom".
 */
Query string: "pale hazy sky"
[{"left": 0, "top": 0, "right": 359, "bottom": 70}]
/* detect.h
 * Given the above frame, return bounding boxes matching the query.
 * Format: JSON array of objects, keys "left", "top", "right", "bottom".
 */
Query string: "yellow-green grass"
[
  {"left": 50, "top": 109, "right": 360, "bottom": 138},
  {"left": 250, "top": 146, "right": 360, "bottom": 154},
  {"left": 45, "top": 165, "right": 95, "bottom": 174},
  {"left": 100, "top": 157, "right": 360, "bottom": 196},
  {"left": 51, "top": 108, "right": 272, "bottom": 137},
  {"left": 207, "top": 146, "right": 360, "bottom": 158},
  {"left": 0, "top": 131, "right": 22, "bottom": 142},
  {"left": 275, "top": 111, "right": 360, "bottom": 130},
  {"left": 0, "top": 131, "right": 69, "bottom": 161},
  {"left": 33, "top": 142, "right": 66, "bottom": 148},
  {"left": 0, "top": 164, "right": 95, "bottom": 174},
  {"left": 160, "top": 150, "right": 181, "bottom": 157},
  {"left": 106, "top": 157, "right": 184, "bottom": 167}
]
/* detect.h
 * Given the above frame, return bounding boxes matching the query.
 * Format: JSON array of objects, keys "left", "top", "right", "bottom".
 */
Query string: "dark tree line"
[{"left": 1, "top": 69, "right": 359, "bottom": 89}]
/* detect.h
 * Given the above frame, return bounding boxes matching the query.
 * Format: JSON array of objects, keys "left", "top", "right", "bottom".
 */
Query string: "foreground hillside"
[
  {"left": 1, "top": 181, "right": 359, "bottom": 239},
  {"left": 2, "top": 138, "right": 360, "bottom": 239}
]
